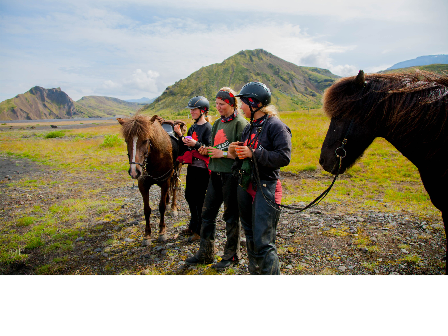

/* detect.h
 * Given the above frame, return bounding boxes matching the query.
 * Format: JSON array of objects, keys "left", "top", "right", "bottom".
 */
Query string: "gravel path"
[{"left": 1, "top": 154, "right": 446, "bottom": 275}]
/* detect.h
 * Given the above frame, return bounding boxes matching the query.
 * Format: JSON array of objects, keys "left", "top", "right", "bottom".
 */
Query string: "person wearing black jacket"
[
  {"left": 174, "top": 96, "right": 212, "bottom": 242},
  {"left": 229, "top": 82, "right": 292, "bottom": 275}
]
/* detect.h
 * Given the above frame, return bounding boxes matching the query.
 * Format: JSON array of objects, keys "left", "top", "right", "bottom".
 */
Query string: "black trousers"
[
  {"left": 237, "top": 179, "right": 281, "bottom": 275},
  {"left": 200, "top": 172, "right": 241, "bottom": 260},
  {"left": 185, "top": 165, "right": 210, "bottom": 235}
]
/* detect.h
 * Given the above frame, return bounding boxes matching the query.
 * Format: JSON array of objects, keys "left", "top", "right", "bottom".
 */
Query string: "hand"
[
  {"left": 228, "top": 142, "right": 239, "bottom": 157},
  {"left": 235, "top": 145, "right": 252, "bottom": 160},
  {"left": 198, "top": 146, "right": 208, "bottom": 156},
  {"left": 183, "top": 137, "right": 197, "bottom": 147},
  {"left": 174, "top": 124, "right": 182, "bottom": 137},
  {"left": 205, "top": 147, "right": 227, "bottom": 159}
]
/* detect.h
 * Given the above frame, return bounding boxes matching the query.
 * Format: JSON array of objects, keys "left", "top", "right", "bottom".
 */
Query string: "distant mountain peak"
[
  {"left": 386, "top": 54, "right": 448, "bottom": 70},
  {"left": 142, "top": 48, "right": 339, "bottom": 116}
]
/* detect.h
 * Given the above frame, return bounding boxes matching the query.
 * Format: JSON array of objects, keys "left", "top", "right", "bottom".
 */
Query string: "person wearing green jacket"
[{"left": 185, "top": 87, "right": 248, "bottom": 271}]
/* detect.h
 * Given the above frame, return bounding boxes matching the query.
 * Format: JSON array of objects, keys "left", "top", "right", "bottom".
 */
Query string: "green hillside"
[
  {"left": 141, "top": 49, "right": 339, "bottom": 117},
  {"left": 380, "top": 64, "right": 448, "bottom": 75},
  {"left": 75, "top": 96, "right": 143, "bottom": 118}
]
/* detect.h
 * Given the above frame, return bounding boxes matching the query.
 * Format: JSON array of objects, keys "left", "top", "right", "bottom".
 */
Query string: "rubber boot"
[{"left": 185, "top": 239, "right": 215, "bottom": 265}]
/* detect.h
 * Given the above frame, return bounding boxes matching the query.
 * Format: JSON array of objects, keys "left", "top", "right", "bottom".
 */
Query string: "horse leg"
[
  {"left": 157, "top": 182, "right": 169, "bottom": 242},
  {"left": 419, "top": 171, "right": 447, "bottom": 274},
  {"left": 139, "top": 181, "right": 152, "bottom": 245},
  {"left": 170, "top": 175, "right": 179, "bottom": 217}
]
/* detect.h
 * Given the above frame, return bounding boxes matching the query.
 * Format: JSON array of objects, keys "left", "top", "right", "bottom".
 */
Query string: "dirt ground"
[
  {"left": 1, "top": 121, "right": 446, "bottom": 275},
  {"left": 1, "top": 151, "right": 446, "bottom": 275}
]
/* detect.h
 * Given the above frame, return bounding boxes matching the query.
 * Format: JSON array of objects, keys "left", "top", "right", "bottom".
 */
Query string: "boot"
[
  {"left": 211, "top": 255, "right": 238, "bottom": 271},
  {"left": 185, "top": 239, "right": 215, "bottom": 265}
]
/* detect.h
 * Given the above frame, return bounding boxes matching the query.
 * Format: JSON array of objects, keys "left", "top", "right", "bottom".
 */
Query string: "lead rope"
[
  {"left": 249, "top": 119, "right": 353, "bottom": 213},
  {"left": 250, "top": 147, "right": 343, "bottom": 213}
]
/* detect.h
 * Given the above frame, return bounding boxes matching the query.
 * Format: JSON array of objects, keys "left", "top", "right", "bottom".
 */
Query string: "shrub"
[
  {"left": 45, "top": 131, "right": 66, "bottom": 138},
  {"left": 101, "top": 134, "right": 122, "bottom": 147},
  {"left": 16, "top": 216, "right": 35, "bottom": 226}
]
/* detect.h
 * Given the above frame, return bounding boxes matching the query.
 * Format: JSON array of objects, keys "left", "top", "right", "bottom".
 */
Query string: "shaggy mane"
[
  {"left": 119, "top": 114, "right": 168, "bottom": 153},
  {"left": 323, "top": 71, "right": 448, "bottom": 141}
]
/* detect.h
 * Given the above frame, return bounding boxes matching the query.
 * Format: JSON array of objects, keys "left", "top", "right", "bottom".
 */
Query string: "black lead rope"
[{"left": 249, "top": 119, "right": 354, "bottom": 213}]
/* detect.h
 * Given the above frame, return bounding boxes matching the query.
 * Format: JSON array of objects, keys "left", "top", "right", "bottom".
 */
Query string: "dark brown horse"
[
  {"left": 118, "top": 114, "right": 185, "bottom": 244},
  {"left": 319, "top": 70, "right": 448, "bottom": 273}
]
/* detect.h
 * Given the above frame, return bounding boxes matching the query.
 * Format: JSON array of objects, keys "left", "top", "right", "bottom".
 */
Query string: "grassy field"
[
  {"left": 0, "top": 109, "right": 437, "bottom": 215},
  {"left": 0, "top": 109, "right": 442, "bottom": 271}
]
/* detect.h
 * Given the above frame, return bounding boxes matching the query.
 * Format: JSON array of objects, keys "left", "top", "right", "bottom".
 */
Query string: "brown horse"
[
  {"left": 118, "top": 114, "right": 185, "bottom": 244},
  {"left": 319, "top": 70, "right": 448, "bottom": 273}
]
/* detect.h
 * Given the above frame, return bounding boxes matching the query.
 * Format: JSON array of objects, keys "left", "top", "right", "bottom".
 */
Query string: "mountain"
[
  {"left": 386, "top": 55, "right": 448, "bottom": 70},
  {"left": 74, "top": 96, "right": 142, "bottom": 118},
  {"left": 125, "top": 97, "right": 156, "bottom": 104},
  {"left": 380, "top": 64, "right": 448, "bottom": 76},
  {"left": 0, "top": 87, "right": 143, "bottom": 120},
  {"left": 0, "top": 86, "right": 77, "bottom": 120},
  {"left": 140, "top": 49, "right": 340, "bottom": 116}
]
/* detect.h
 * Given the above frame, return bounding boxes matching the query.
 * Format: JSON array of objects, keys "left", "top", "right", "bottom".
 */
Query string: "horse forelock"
[
  {"left": 120, "top": 114, "right": 172, "bottom": 158},
  {"left": 120, "top": 114, "right": 153, "bottom": 142}
]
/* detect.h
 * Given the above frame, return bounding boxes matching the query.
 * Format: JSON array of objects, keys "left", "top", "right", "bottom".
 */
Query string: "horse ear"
[
  {"left": 355, "top": 70, "right": 365, "bottom": 87},
  {"left": 117, "top": 118, "right": 124, "bottom": 125},
  {"left": 150, "top": 115, "right": 164, "bottom": 124}
]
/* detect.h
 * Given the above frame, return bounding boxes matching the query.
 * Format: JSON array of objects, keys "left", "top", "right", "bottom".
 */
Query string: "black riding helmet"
[
  {"left": 236, "top": 82, "right": 271, "bottom": 122},
  {"left": 236, "top": 82, "right": 271, "bottom": 107},
  {"left": 186, "top": 96, "right": 209, "bottom": 123},
  {"left": 186, "top": 96, "right": 209, "bottom": 113}
]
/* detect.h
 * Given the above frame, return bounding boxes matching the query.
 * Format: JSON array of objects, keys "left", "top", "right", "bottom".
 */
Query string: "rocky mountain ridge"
[{"left": 0, "top": 87, "right": 143, "bottom": 121}]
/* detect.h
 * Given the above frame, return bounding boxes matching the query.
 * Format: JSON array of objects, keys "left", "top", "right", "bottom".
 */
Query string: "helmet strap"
[{"left": 249, "top": 105, "right": 263, "bottom": 124}]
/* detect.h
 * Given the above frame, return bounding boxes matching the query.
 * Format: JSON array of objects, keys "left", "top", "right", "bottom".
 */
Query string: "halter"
[
  {"left": 250, "top": 118, "right": 355, "bottom": 213},
  {"left": 128, "top": 139, "right": 174, "bottom": 182}
]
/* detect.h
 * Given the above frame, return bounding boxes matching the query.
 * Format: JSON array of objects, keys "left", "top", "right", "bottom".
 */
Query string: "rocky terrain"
[{"left": 1, "top": 154, "right": 445, "bottom": 275}]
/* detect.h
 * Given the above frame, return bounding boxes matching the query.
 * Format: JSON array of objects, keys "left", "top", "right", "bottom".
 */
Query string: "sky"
[{"left": 0, "top": 0, "right": 447, "bottom": 102}]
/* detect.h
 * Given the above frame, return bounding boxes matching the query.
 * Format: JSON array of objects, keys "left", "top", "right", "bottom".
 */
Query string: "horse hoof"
[
  {"left": 142, "top": 239, "right": 152, "bottom": 247},
  {"left": 158, "top": 234, "right": 167, "bottom": 243}
]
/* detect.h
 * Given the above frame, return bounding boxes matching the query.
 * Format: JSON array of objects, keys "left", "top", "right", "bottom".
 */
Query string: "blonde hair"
[
  {"left": 218, "top": 87, "right": 241, "bottom": 111},
  {"left": 259, "top": 104, "right": 278, "bottom": 117}
]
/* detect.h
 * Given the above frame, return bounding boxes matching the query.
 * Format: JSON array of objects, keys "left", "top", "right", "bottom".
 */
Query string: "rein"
[{"left": 250, "top": 119, "right": 354, "bottom": 213}]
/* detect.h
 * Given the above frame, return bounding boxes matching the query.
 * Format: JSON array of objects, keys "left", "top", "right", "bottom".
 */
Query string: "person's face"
[
  {"left": 215, "top": 98, "right": 233, "bottom": 117},
  {"left": 190, "top": 108, "right": 201, "bottom": 120},
  {"left": 241, "top": 101, "right": 251, "bottom": 118}
]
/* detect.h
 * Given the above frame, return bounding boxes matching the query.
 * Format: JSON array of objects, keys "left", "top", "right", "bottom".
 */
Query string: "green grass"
[{"left": 0, "top": 110, "right": 442, "bottom": 272}]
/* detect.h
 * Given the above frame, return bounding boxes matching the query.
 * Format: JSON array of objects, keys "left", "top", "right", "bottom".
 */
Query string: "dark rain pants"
[
  {"left": 200, "top": 171, "right": 241, "bottom": 261},
  {"left": 237, "top": 179, "right": 281, "bottom": 275},
  {"left": 185, "top": 165, "right": 210, "bottom": 235}
]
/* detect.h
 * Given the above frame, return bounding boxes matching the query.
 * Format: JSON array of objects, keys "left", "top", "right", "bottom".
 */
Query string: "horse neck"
[{"left": 146, "top": 132, "right": 173, "bottom": 168}]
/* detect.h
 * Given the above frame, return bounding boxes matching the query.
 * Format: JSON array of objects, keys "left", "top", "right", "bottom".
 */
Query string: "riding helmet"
[
  {"left": 236, "top": 82, "right": 271, "bottom": 107},
  {"left": 186, "top": 96, "right": 209, "bottom": 112}
]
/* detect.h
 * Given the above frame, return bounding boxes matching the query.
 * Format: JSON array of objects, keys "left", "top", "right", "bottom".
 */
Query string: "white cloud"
[
  {"left": 1, "top": 0, "right": 446, "bottom": 101},
  {"left": 96, "top": 69, "right": 160, "bottom": 97}
]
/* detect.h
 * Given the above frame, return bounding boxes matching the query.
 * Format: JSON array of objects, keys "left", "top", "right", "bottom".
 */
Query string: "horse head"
[
  {"left": 118, "top": 115, "right": 156, "bottom": 179},
  {"left": 319, "top": 70, "right": 377, "bottom": 175}
]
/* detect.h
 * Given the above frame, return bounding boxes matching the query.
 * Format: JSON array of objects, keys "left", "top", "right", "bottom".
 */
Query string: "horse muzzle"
[{"left": 129, "top": 162, "right": 142, "bottom": 179}]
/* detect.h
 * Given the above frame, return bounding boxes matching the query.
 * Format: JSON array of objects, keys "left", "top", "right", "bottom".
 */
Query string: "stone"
[
  {"left": 75, "top": 237, "right": 84, "bottom": 242},
  {"left": 124, "top": 238, "right": 134, "bottom": 242},
  {"left": 401, "top": 249, "right": 409, "bottom": 254},
  {"left": 338, "top": 266, "right": 347, "bottom": 272},
  {"left": 94, "top": 248, "right": 102, "bottom": 253}
]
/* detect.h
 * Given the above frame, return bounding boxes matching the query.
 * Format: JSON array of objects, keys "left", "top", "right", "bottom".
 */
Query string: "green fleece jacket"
[{"left": 208, "top": 112, "right": 248, "bottom": 173}]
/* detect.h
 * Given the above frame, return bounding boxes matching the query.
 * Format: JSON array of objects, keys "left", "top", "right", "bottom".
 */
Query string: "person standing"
[
  {"left": 185, "top": 87, "right": 248, "bottom": 271},
  {"left": 229, "top": 82, "right": 292, "bottom": 275},
  {"left": 174, "top": 96, "right": 212, "bottom": 242}
]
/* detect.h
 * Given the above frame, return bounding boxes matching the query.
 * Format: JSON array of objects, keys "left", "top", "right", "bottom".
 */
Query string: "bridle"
[
  {"left": 251, "top": 118, "right": 355, "bottom": 213},
  {"left": 128, "top": 139, "right": 174, "bottom": 182}
]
